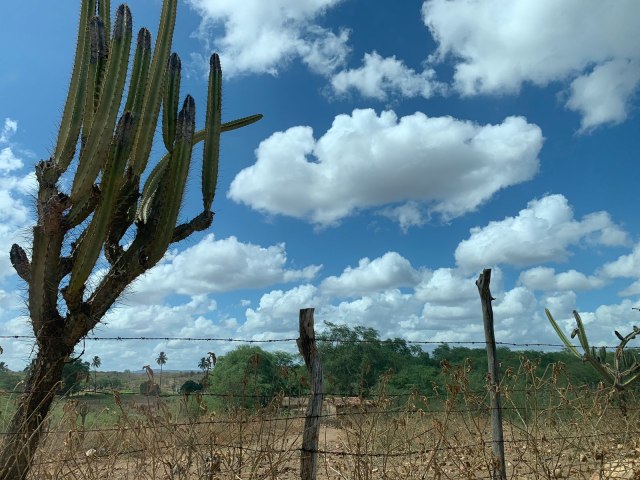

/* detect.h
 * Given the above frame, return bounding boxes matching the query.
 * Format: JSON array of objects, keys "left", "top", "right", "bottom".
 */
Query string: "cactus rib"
[
  {"left": 53, "top": 0, "right": 96, "bottom": 172},
  {"left": 70, "top": 4, "right": 132, "bottom": 205}
]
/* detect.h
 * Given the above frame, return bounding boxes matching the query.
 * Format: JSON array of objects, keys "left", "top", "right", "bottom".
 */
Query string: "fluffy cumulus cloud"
[
  {"left": 131, "top": 234, "right": 321, "bottom": 304},
  {"left": 331, "top": 51, "right": 445, "bottom": 100},
  {"left": 414, "top": 267, "right": 480, "bottom": 305},
  {"left": 518, "top": 267, "right": 604, "bottom": 292},
  {"left": 320, "top": 252, "right": 421, "bottom": 297},
  {"left": 600, "top": 243, "right": 640, "bottom": 280},
  {"left": 598, "top": 243, "right": 640, "bottom": 297},
  {"left": 186, "top": 0, "right": 349, "bottom": 76},
  {"left": 567, "top": 59, "right": 640, "bottom": 132},
  {"left": 455, "top": 194, "right": 629, "bottom": 272},
  {"left": 240, "top": 284, "right": 320, "bottom": 338},
  {"left": 423, "top": 0, "right": 640, "bottom": 130},
  {"left": 229, "top": 109, "right": 542, "bottom": 227}
]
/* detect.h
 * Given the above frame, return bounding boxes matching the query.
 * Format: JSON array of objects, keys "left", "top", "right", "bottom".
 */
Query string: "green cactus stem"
[
  {"left": 163, "top": 53, "right": 181, "bottom": 151},
  {"left": 202, "top": 53, "right": 222, "bottom": 211}
]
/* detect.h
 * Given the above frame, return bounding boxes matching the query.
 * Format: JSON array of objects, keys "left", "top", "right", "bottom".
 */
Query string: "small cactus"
[{"left": 545, "top": 309, "right": 640, "bottom": 391}]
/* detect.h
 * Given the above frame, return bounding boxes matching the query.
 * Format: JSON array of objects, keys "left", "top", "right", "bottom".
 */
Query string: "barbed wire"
[{"left": 3, "top": 333, "right": 636, "bottom": 350}]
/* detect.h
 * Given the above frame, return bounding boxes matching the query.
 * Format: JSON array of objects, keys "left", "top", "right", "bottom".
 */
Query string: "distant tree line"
[
  {"left": 199, "top": 322, "right": 617, "bottom": 411},
  {"left": 1, "top": 323, "right": 632, "bottom": 402}
]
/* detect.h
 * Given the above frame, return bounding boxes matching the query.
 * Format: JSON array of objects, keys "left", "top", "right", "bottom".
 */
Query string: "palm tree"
[
  {"left": 156, "top": 351, "right": 168, "bottom": 389},
  {"left": 91, "top": 355, "right": 101, "bottom": 393},
  {"left": 198, "top": 357, "right": 210, "bottom": 373}
]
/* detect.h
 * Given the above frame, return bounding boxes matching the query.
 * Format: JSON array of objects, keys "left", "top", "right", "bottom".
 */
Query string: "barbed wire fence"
[{"left": 2, "top": 283, "right": 640, "bottom": 478}]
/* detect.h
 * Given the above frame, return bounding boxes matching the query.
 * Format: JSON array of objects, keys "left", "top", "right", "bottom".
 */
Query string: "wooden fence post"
[
  {"left": 297, "top": 308, "right": 323, "bottom": 480},
  {"left": 476, "top": 269, "right": 507, "bottom": 480}
]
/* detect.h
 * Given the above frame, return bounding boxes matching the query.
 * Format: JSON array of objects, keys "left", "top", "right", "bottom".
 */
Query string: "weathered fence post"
[
  {"left": 476, "top": 268, "right": 507, "bottom": 480},
  {"left": 297, "top": 308, "right": 323, "bottom": 480}
]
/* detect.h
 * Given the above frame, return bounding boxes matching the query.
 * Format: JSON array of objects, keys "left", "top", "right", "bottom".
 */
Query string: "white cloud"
[
  {"left": 414, "top": 268, "right": 479, "bottom": 305},
  {"left": 324, "top": 289, "right": 420, "bottom": 339},
  {"left": 567, "top": 59, "right": 640, "bottom": 132},
  {"left": 599, "top": 244, "right": 640, "bottom": 279},
  {"left": 229, "top": 109, "right": 542, "bottom": 226},
  {"left": 186, "top": 0, "right": 349, "bottom": 76},
  {"left": 0, "top": 118, "right": 18, "bottom": 144},
  {"left": 320, "top": 252, "right": 421, "bottom": 297},
  {"left": 131, "top": 234, "right": 321, "bottom": 304},
  {"left": 240, "top": 284, "right": 320, "bottom": 337},
  {"left": 331, "top": 51, "right": 445, "bottom": 100},
  {"left": 518, "top": 267, "right": 605, "bottom": 292},
  {"left": 423, "top": 0, "right": 640, "bottom": 130},
  {"left": 378, "top": 202, "right": 426, "bottom": 233},
  {"left": 0, "top": 147, "right": 23, "bottom": 173},
  {"left": 455, "top": 194, "right": 629, "bottom": 272},
  {"left": 494, "top": 286, "right": 537, "bottom": 323}
]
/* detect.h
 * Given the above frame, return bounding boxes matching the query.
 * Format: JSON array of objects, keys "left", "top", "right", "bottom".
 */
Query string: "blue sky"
[{"left": 1, "top": 0, "right": 639, "bottom": 371}]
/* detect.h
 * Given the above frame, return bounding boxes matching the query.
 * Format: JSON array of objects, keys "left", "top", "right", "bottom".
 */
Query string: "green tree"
[
  {"left": 60, "top": 359, "right": 91, "bottom": 396},
  {"left": 0, "top": 362, "right": 9, "bottom": 373},
  {"left": 208, "top": 346, "right": 293, "bottom": 410},
  {"left": 318, "top": 322, "right": 435, "bottom": 396},
  {"left": 0, "top": 1, "right": 261, "bottom": 475},
  {"left": 91, "top": 355, "right": 101, "bottom": 392},
  {"left": 156, "top": 351, "right": 168, "bottom": 389}
]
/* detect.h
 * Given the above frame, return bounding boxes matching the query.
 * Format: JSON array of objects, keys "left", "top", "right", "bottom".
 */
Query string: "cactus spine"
[{"left": 1, "top": 1, "right": 261, "bottom": 478}]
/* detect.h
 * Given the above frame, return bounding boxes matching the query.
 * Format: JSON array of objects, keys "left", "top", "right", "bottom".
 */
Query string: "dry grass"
[{"left": 3, "top": 357, "right": 640, "bottom": 479}]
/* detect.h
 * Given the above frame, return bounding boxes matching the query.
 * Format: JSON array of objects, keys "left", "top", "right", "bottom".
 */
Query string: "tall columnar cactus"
[
  {"left": 545, "top": 309, "right": 640, "bottom": 391},
  {"left": 0, "top": 2, "right": 261, "bottom": 478}
]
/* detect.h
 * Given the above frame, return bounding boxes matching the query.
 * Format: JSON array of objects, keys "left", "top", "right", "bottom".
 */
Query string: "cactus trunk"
[
  {"left": 0, "top": 1, "right": 261, "bottom": 478},
  {"left": 0, "top": 342, "right": 74, "bottom": 479}
]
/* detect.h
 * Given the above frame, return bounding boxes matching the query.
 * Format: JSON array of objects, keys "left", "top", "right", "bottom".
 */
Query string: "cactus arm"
[
  {"left": 124, "top": 28, "right": 152, "bottom": 125},
  {"left": 70, "top": 5, "right": 132, "bottom": 205},
  {"left": 584, "top": 355, "right": 616, "bottom": 384},
  {"left": 82, "top": 17, "right": 107, "bottom": 147},
  {"left": 137, "top": 154, "right": 170, "bottom": 224},
  {"left": 162, "top": 53, "right": 182, "bottom": 151},
  {"left": 65, "top": 113, "right": 134, "bottom": 306},
  {"left": 64, "top": 185, "right": 100, "bottom": 229},
  {"left": 572, "top": 310, "right": 591, "bottom": 354},
  {"left": 53, "top": 0, "right": 95, "bottom": 173},
  {"left": 545, "top": 308, "right": 581, "bottom": 358},
  {"left": 104, "top": 169, "right": 139, "bottom": 263},
  {"left": 172, "top": 210, "right": 214, "bottom": 243},
  {"left": 202, "top": 53, "right": 222, "bottom": 211},
  {"left": 9, "top": 244, "right": 31, "bottom": 283},
  {"left": 130, "top": 0, "right": 178, "bottom": 176},
  {"left": 142, "top": 96, "right": 195, "bottom": 266},
  {"left": 192, "top": 114, "right": 263, "bottom": 144}
]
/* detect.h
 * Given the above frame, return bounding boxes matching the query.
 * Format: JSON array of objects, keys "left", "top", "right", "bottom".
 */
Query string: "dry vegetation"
[{"left": 3, "top": 357, "right": 640, "bottom": 479}]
